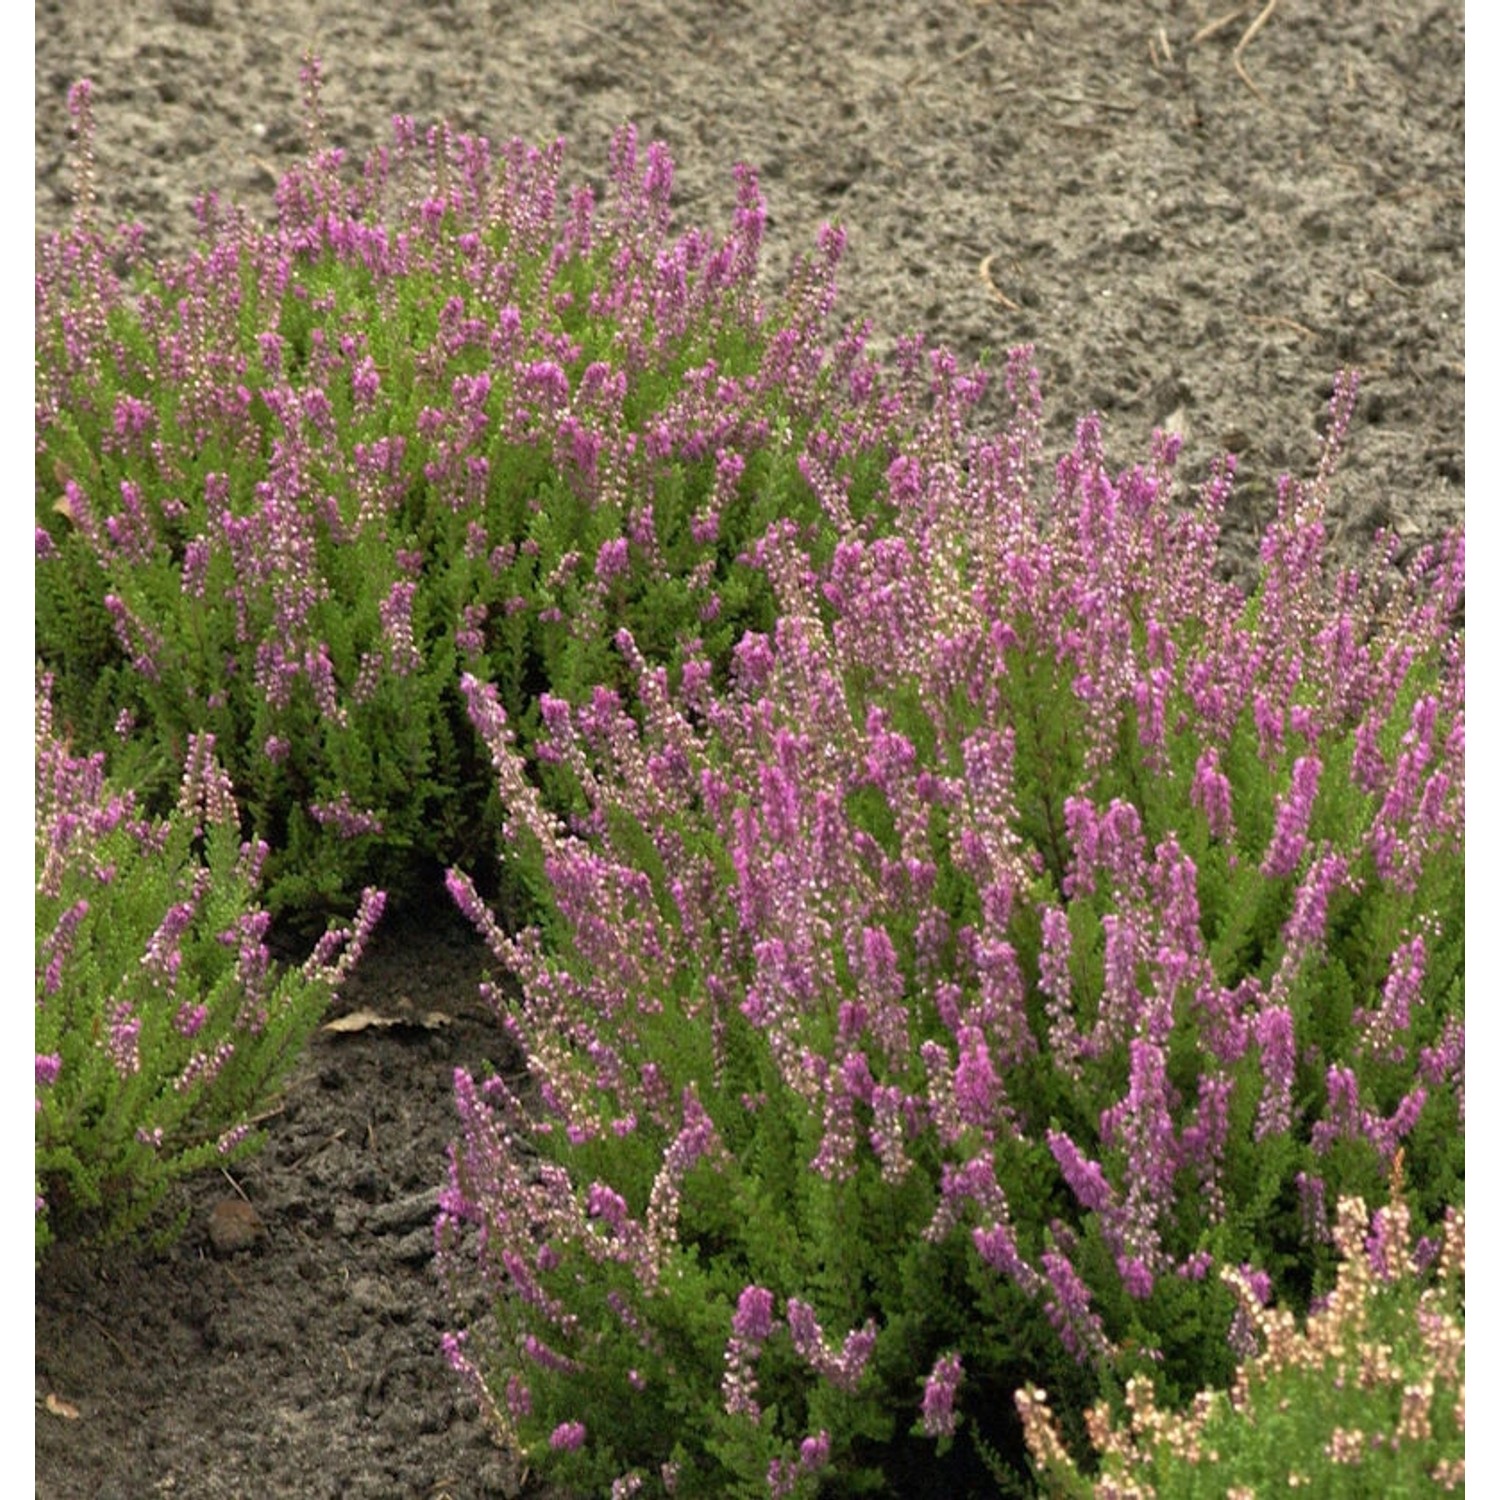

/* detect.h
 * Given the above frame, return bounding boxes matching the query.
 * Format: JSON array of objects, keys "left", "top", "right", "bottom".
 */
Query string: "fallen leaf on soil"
[
  {"left": 44, "top": 1392, "right": 80, "bottom": 1420},
  {"left": 323, "top": 1006, "right": 453, "bottom": 1034}
]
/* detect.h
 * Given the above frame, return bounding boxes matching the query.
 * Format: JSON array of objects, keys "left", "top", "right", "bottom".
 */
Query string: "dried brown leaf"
[{"left": 322, "top": 1006, "right": 452, "bottom": 1035}]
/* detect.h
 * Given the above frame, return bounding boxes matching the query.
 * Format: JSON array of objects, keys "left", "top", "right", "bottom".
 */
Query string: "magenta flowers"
[
  {"left": 36, "top": 87, "right": 909, "bottom": 920},
  {"left": 37, "top": 75, "right": 1462, "bottom": 1495},
  {"left": 34, "top": 675, "right": 384, "bottom": 1252},
  {"left": 436, "top": 349, "right": 1462, "bottom": 1493}
]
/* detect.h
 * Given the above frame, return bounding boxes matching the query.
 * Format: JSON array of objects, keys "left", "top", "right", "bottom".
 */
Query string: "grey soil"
[{"left": 34, "top": 3, "right": 1463, "bottom": 1497}]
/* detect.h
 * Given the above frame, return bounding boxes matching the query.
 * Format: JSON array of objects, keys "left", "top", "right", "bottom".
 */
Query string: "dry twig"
[
  {"left": 1232, "top": 0, "right": 1280, "bottom": 101},
  {"left": 1190, "top": 5, "right": 1249, "bottom": 46},
  {"left": 901, "top": 36, "right": 993, "bottom": 99},
  {"left": 1190, "top": 0, "right": 1280, "bottom": 101},
  {"left": 978, "top": 252, "right": 1021, "bottom": 311},
  {"left": 1245, "top": 312, "right": 1318, "bottom": 341},
  {"left": 1364, "top": 268, "right": 1414, "bottom": 299}
]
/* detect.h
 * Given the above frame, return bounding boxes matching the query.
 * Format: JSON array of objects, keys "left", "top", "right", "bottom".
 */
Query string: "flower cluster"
[
  {"left": 1017, "top": 1169, "right": 1464, "bottom": 1497},
  {"left": 36, "top": 75, "right": 915, "bottom": 918},
  {"left": 38, "top": 72, "right": 1463, "bottom": 1496}
]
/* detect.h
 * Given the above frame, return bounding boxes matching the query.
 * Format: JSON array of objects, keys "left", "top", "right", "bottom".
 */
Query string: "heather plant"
[
  {"left": 34, "top": 673, "right": 384, "bottom": 1254},
  {"left": 436, "top": 356, "right": 1463, "bottom": 1496},
  {"left": 36, "top": 69, "right": 914, "bottom": 917},
  {"left": 1016, "top": 1164, "right": 1464, "bottom": 1498}
]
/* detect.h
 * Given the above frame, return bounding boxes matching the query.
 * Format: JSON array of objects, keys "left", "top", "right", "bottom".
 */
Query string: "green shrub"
[
  {"left": 436, "top": 363, "right": 1463, "bottom": 1494},
  {"left": 34, "top": 672, "right": 383, "bottom": 1253},
  {"left": 36, "top": 73, "right": 922, "bottom": 918},
  {"left": 1017, "top": 1170, "right": 1464, "bottom": 1498}
]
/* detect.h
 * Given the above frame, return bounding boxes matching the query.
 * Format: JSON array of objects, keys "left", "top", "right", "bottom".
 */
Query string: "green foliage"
[
  {"left": 35, "top": 120, "right": 907, "bottom": 918},
  {"left": 1018, "top": 1191, "right": 1465, "bottom": 1498},
  {"left": 34, "top": 677, "right": 381, "bottom": 1254},
  {"left": 438, "top": 376, "right": 1462, "bottom": 1495}
]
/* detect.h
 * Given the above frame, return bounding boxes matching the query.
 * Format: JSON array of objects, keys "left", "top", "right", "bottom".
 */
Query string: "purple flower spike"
[
  {"left": 921, "top": 1352, "right": 964, "bottom": 1438},
  {"left": 549, "top": 1420, "right": 586, "bottom": 1452}
]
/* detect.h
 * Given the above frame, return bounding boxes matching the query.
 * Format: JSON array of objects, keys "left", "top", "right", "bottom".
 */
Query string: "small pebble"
[
  {"left": 207, "top": 1197, "right": 266, "bottom": 1255},
  {"left": 167, "top": 0, "right": 215, "bottom": 25}
]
